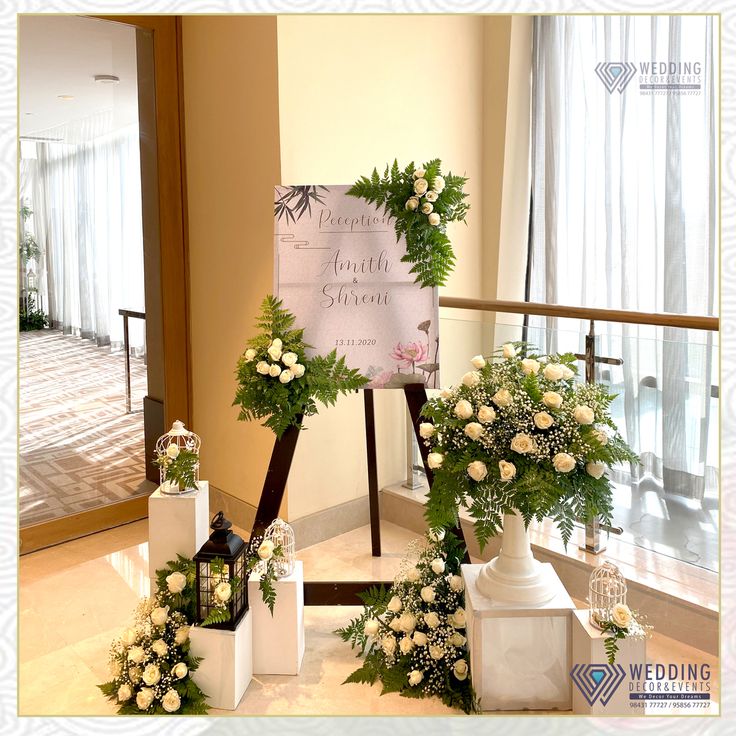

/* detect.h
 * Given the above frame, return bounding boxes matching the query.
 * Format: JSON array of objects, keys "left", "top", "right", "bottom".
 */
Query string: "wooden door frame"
[{"left": 19, "top": 15, "right": 190, "bottom": 554}]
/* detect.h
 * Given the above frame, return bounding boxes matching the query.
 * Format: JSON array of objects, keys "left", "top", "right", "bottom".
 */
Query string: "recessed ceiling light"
[
  {"left": 24, "top": 112, "right": 33, "bottom": 116},
  {"left": 94, "top": 74, "right": 120, "bottom": 84},
  {"left": 57, "top": 94, "right": 75, "bottom": 101}
]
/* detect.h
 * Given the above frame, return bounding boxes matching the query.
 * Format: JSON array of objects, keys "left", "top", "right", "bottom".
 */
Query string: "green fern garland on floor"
[{"left": 347, "top": 159, "right": 469, "bottom": 288}]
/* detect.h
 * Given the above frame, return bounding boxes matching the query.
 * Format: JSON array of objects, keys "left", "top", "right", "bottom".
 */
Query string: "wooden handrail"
[{"left": 438, "top": 297, "right": 719, "bottom": 332}]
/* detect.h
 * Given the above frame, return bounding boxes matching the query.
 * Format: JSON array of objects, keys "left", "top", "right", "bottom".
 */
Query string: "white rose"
[
  {"left": 413, "top": 168, "right": 426, "bottom": 179},
  {"left": 117, "top": 683, "right": 133, "bottom": 702},
  {"left": 430, "top": 558, "right": 446, "bottom": 575},
  {"left": 420, "top": 585, "right": 436, "bottom": 603},
  {"left": 467, "top": 460, "right": 488, "bottom": 482},
  {"left": 521, "top": 358, "right": 540, "bottom": 375},
  {"left": 142, "top": 663, "right": 161, "bottom": 686},
  {"left": 502, "top": 343, "right": 517, "bottom": 359},
  {"left": 279, "top": 369, "right": 293, "bottom": 384},
  {"left": 453, "top": 659, "right": 469, "bottom": 681},
  {"left": 542, "top": 391, "right": 563, "bottom": 409},
  {"left": 151, "top": 638, "right": 168, "bottom": 657},
  {"left": 406, "top": 566, "right": 421, "bottom": 583},
  {"left": 477, "top": 405, "right": 496, "bottom": 424},
  {"left": 586, "top": 461, "right": 606, "bottom": 479},
  {"left": 429, "top": 644, "right": 444, "bottom": 660},
  {"left": 173, "top": 661, "right": 188, "bottom": 680},
  {"left": 136, "top": 687, "right": 154, "bottom": 711},
  {"left": 464, "top": 422, "right": 483, "bottom": 441},
  {"left": 389, "top": 617, "right": 402, "bottom": 632},
  {"left": 408, "top": 669, "right": 424, "bottom": 686},
  {"left": 214, "top": 581, "right": 232, "bottom": 603},
  {"left": 449, "top": 632, "right": 467, "bottom": 647},
  {"left": 461, "top": 371, "right": 481, "bottom": 388},
  {"left": 433, "top": 175, "right": 445, "bottom": 192},
  {"left": 419, "top": 422, "right": 435, "bottom": 439},
  {"left": 428, "top": 528, "right": 445, "bottom": 542},
  {"left": 270, "top": 338, "right": 282, "bottom": 350},
  {"left": 258, "top": 539, "right": 275, "bottom": 560},
  {"left": 382, "top": 635, "right": 397, "bottom": 656},
  {"left": 166, "top": 571, "right": 187, "bottom": 594},
  {"left": 121, "top": 627, "right": 137, "bottom": 647},
  {"left": 454, "top": 399, "right": 473, "bottom": 419},
  {"left": 425, "top": 190, "right": 439, "bottom": 202},
  {"left": 267, "top": 344, "right": 282, "bottom": 362},
  {"left": 128, "top": 666, "right": 142, "bottom": 683},
  {"left": 244, "top": 348, "right": 257, "bottom": 362},
  {"left": 399, "top": 635, "right": 414, "bottom": 655},
  {"left": 561, "top": 365, "right": 575, "bottom": 379},
  {"left": 510, "top": 433, "right": 535, "bottom": 454},
  {"left": 440, "top": 387, "right": 453, "bottom": 399},
  {"left": 364, "top": 618, "right": 379, "bottom": 637},
  {"left": 268, "top": 363, "right": 281, "bottom": 377},
  {"left": 499, "top": 460, "right": 517, "bottom": 481},
  {"left": 399, "top": 612, "right": 417, "bottom": 633},
  {"left": 281, "top": 351, "right": 298, "bottom": 367},
  {"left": 611, "top": 603, "right": 633, "bottom": 629},
  {"left": 166, "top": 444, "right": 180, "bottom": 459},
  {"left": 492, "top": 388, "right": 513, "bottom": 407},
  {"left": 161, "top": 689, "right": 181, "bottom": 713},
  {"left": 427, "top": 452, "right": 444, "bottom": 469},
  {"left": 449, "top": 607, "right": 466, "bottom": 628},
  {"left": 428, "top": 212, "right": 441, "bottom": 226},
  {"left": 424, "top": 611, "right": 441, "bottom": 629},
  {"left": 174, "top": 626, "right": 190, "bottom": 645},
  {"left": 387, "top": 596, "right": 403, "bottom": 613},
  {"left": 553, "top": 452, "right": 576, "bottom": 473},
  {"left": 127, "top": 646, "right": 145, "bottom": 665},
  {"left": 470, "top": 354, "right": 486, "bottom": 369},
  {"left": 412, "top": 631, "right": 428, "bottom": 646},
  {"left": 543, "top": 363, "right": 565, "bottom": 381},
  {"left": 150, "top": 606, "right": 169, "bottom": 627},
  {"left": 421, "top": 202, "right": 433, "bottom": 214},
  {"left": 405, "top": 197, "right": 419, "bottom": 211},
  {"left": 256, "top": 361, "right": 270, "bottom": 375},
  {"left": 574, "top": 404, "right": 595, "bottom": 425},
  {"left": 593, "top": 428, "right": 609, "bottom": 446},
  {"left": 449, "top": 575, "right": 464, "bottom": 593},
  {"left": 534, "top": 411, "right": 554, "bottom": 429},
  {"left": 290, "top": 363, "right": 306, "bottom": 378},
  {"left": 414, "top": 177, "right": 429, "bottom": 195}
]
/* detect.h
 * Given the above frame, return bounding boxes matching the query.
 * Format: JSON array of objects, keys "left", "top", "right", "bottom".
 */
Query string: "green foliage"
[
  {"left": 154, "top": 554, "right": 197, "bottom": 620},
  {"left": 19, "top": 294, "right": 48, "bottom": 331},
  {"left": 234, "top": 295, "right": 368, "bottom": 438},
  {"left": 600, "top": 621, "right": 627, "bottom": 665},
  {"left": 200, "top": 605, "right": 231, "bottom": 628},
  {"left": 347, "top": 159, "right": 469, "bottom": 288},
  {"left": 154, "top": 447, "right": 199, "bottom": 490}
]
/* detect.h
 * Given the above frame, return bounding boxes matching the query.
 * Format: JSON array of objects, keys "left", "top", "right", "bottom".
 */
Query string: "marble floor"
[{"left": 18, "top": 520, "right": 719, "bottom": 717}]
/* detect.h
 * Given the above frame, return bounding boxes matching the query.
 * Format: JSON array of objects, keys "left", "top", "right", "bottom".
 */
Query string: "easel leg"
[{"left": 364, "top": 389, "right": 381, "bottom": 557}]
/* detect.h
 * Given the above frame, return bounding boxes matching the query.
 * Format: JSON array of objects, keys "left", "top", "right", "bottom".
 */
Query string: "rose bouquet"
[
  {"left": 347, "top": 159, "right": 469, "bottom": 288},
  {"left": 597, "top": 603, "right": 651, "bottom": 664},
  {"left": 234, "top": 295, "right": 368, "bottom": 438},
  {"left": 420, "top": 343, "right": 638, "bottom": 549},
  {"left": 98, "top": 597, "right": 208, "bottom": 715},
  {"left": 336, "top": 530, "right": 477, "bottom": 714}
]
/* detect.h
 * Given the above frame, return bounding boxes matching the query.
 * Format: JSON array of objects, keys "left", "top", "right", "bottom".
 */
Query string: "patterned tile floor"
[{"left": 19, "top": 329, "right": 149, "bottom": 527}]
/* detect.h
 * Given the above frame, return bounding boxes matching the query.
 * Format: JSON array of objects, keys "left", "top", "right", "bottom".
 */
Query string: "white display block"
[
  {"left": 147, "top": 481, "right": 210, "bottom": 580},
  {"left": 189, "top": 609, "right": 253, "bottom": 711},
  {"left": 462, "top": 563, "right": 575, "bottom": 711},
  {"left": 571, "top": 609, "right": 646, "bottom": 716},
  {"left": 248, "top": 560, "right": 305, "bottom": 675}
]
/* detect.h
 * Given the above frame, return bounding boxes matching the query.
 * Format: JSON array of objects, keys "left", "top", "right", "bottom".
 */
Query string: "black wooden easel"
[{"left": 249, "top": 382, "right": 468, "bottom": 605}]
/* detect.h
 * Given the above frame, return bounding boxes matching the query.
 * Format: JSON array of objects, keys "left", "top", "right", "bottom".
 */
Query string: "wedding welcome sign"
[{"left": 274, "top": 185, "right": 440, "bottom": 389}]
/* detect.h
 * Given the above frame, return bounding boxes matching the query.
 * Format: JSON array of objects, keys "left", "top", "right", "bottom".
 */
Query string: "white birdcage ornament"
[
  {"left": 154, "top": 420, "right": 201, "bottom": 495},
  {"left": 263, "top": 518, "right": 295, "bottom": 578},
  {"left": 588, "top": 561, "right": 627, "bottom": 630}
]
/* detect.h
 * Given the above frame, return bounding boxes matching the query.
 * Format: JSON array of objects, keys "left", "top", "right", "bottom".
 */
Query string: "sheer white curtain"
[
  {"left": 527, "top": 15, "right": 717, "bottom": 503},
  {"left": 25, "top": 117, "right": 146, "bottom": 352}
]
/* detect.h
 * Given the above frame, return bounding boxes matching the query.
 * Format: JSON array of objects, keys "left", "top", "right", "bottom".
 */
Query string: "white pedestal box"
[
  {"left": 462, "top": 563, "right": 575, "bottom": 711},
  {"left": 248, "top": 560, "right": 305, "bottom": 675},
  {"left": 147, "top": 481, "right": 210, "bottom": 580},
  {"left": 571, "top": 609, "right": 646, "bottom": 716},
  {"left": 189, "top": 609, "right": 253, "bottom": 711}
]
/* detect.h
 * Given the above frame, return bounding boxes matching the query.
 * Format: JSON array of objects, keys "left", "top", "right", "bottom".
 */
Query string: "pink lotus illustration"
[
  {"left": 390, "top": 341, "right": 429, "bottom": 370},
  {"left": 367, "top": 370, "right": 394, "bottom": 389}
]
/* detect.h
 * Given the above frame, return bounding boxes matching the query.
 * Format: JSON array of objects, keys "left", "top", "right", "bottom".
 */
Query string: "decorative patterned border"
[{"left": 2, "top": 2, "right": 732, "bottom": 734}]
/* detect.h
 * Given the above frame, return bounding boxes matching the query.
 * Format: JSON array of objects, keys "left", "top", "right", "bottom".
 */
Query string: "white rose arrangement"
[
  {"left": 596, "top": 602, "right": 652, "bottom": 664},
  {"left": 337, "top": 530, "right": 478, "bottom": 713},
  {"left": 153, "top": 441, "right": 199, "bottom": 492},
  {"left": 235, "top": 296, "right": 368, "bottom": 439},
  {"left": 347, "top": 159, "right": 470, "bottom": 288},
  {"left": 420, "top": 343, "right": 638, "bottom": 549}
]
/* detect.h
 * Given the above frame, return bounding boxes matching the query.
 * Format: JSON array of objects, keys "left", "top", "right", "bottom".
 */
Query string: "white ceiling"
[{"left": 19, "top": 15, "right": 140, "bottom": 141}]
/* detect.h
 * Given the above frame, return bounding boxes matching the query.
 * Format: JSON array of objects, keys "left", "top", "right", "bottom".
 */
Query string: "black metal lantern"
[{"left": 193, "top": 511, "right": 249, "bottom": 630}]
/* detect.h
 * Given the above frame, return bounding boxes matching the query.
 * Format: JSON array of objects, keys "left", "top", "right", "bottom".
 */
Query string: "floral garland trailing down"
[
  {"left": 598, "top": 603, "right": 651, "bottom": 665},
  {"left": 420, "top": 343, "right": 638, "bottom": 550},
  {"left": 347, "top": 159, "right": 469, "bottom": 288},
  {"left": 336, "top": 530, "right": 478, "bottom": 714},
  {"left": 234, "top": 295, "right": 369, "bottom": 438}
]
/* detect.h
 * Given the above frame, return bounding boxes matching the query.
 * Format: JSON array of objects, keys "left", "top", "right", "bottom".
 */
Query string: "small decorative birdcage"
[
  {"left": 264, "top": 517, "right": 296, "bottom": 579},
  {"left": 154, "top": 420, "right": 201, "bottom": 494},
  {"left": 193, "top": 512, "right": 249, "bottom": 631},
  {"left": 589, "top": 561, "right": 627, "bottom": 630}
]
